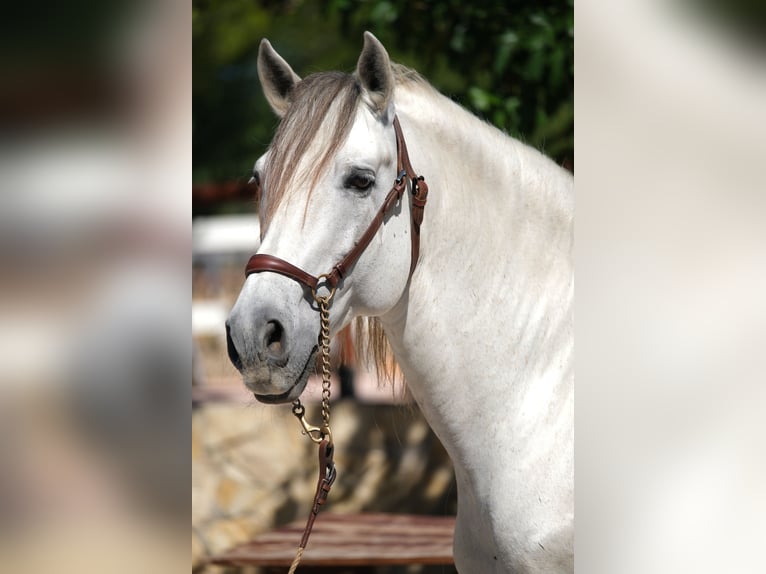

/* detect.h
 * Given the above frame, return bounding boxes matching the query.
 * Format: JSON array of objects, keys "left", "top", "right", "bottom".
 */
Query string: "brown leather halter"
[
  {"left": 244, "top": 115, "right": 428, "bottom": 293},
  {"left": 243, "top": 116, "right": 426, "bottom": 572}
]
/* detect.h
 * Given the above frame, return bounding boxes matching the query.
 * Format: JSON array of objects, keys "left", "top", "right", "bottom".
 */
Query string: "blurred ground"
[{"left": 192, "top": 401, "right": 457, "bottom": 572}]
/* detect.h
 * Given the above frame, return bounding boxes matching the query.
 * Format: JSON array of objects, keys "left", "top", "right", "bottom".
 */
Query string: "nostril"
[
  {"left": 225, "top": 321, "right": 243, "bottom": 371},
  {"left": 263, "top": 320, "right": 287, "bottom": 363}
]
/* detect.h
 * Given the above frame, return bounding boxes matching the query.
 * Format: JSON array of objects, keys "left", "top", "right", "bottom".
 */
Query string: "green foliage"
[
  {"left": 328, "top": 0, "right": 573, "bottom": 168},
  {"left": 193, "top": 0, "right": 573, "bottom": 188}
]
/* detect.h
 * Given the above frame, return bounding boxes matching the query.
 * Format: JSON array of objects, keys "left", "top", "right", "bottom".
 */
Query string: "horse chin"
[{"left": 251, "top": 348, "right": 316, "bottom": 404}]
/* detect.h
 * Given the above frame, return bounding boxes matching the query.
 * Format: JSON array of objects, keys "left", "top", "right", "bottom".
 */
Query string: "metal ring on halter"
[{"left": 312, "top": 274, "right": 336, "bottom": 304}]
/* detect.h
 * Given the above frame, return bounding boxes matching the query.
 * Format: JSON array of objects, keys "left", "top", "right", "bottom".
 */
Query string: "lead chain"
[
  {"left": 317, "top": 294, "right": 332, "bottom": 433},
  {"left": 291, "top": 289, "right": 334, "bottom": 445},
  {"left": 288, "top": 290, "right": 335, "bottom": 574}
]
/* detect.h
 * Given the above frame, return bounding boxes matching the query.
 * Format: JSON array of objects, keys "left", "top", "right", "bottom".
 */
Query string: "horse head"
[{"left": 226, "top": 33, "right": 416, "bottom": 403}]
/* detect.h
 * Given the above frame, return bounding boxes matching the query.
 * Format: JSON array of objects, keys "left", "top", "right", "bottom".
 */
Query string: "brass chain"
[
  {"left": 288, "top": 282, "right": 336, "bottom": 573},
  {"left": 291, "top": 279, "right": 335, "bottom": 445},
  {"left": 317, "top": 293, "right": 332, "bottom": 434}
]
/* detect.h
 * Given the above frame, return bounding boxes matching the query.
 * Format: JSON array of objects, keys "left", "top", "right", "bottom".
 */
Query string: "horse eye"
[
  {"left": 249, "top": 171, "right": 262, "bottom": 202},
  {"left": 345, "top": 172, "right": 375, "bottom": 192}
]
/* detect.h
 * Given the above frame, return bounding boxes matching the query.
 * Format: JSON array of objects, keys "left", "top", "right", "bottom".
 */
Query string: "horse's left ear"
[{"left": 356, "top": 32, "right": 394, "bottom": 116}]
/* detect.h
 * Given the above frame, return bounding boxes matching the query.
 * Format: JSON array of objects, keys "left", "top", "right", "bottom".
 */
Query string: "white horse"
[{"left": 226, "top": 32, "right": 573, "bottom": 573}]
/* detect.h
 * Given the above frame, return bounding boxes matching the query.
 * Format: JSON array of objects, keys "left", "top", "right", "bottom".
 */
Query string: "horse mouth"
[
  {"left": 253, "top": 387, "right": 298, "bottom": 404},
  {"left": 253, "top": 346, "right": 317, "bottom": 404}
]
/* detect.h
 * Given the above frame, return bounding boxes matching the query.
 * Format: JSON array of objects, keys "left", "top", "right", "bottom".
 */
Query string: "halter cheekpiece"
[{"left": 244, "top": 115, "right": 428, "bottom": 291}]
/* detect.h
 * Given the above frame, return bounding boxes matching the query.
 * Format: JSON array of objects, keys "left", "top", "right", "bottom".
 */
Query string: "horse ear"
[
  {"left": 258, "top": 39, "right": 301, "bottom": 118},
  {"left": 356, "top": 32, "right": 394, "bottom": 116}
]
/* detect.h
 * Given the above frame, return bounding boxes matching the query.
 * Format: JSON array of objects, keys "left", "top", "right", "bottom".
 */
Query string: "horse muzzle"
[{"left": 225, "top": 298, "right": 317, "bottom": 403}]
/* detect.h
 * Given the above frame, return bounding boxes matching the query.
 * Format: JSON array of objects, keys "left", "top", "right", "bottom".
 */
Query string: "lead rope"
[{"left": 288, "top": 283, "right": 337, "bottom": 573}]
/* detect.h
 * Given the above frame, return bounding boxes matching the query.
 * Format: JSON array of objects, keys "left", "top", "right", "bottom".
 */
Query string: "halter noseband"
[{"left": 244, "top": 115, "right": 428, "bottom": 293}]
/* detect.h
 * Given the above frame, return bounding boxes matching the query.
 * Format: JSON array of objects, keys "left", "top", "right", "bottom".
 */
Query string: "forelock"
[{"left": 261, "top": 72, "right": 361, "bottom": 228}]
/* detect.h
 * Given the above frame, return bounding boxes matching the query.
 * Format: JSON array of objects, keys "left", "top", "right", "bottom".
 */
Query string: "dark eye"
[
  {"left": 344, "top": 171, "right": 375, "bottom": 192},
  {"left": 249, "top": 171, "right": 262, "bottom": 202}
]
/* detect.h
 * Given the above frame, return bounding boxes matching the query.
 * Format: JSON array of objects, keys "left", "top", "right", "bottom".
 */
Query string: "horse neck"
[
  {"left": 394, "top": 85, "right": 573, "bottom": 269},
  {"left": 381, "top": 85, "right": 574, "bottom": 474}
]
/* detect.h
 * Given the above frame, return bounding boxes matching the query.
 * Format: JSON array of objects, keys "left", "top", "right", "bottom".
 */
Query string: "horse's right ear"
[
  {"left": 356, "top": 32, "right": 394, "bottom": 117},
  {"left": 257, "top": 39, "right": 301, "bottom": 118}
]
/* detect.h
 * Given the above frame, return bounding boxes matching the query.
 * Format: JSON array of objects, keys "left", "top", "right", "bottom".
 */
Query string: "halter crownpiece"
[{"left": 244, "top": 115, "right": 428, "bottom": 291}]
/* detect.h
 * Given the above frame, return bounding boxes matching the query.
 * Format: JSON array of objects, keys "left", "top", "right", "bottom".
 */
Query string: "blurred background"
[{"left": 1, "top": 0, "right": 190, "bottom": 572}]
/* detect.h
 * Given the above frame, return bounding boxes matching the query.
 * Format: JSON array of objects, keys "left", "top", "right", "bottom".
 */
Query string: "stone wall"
[{"left": 192, "top": 399, "right": 457, "bottom": 571}]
